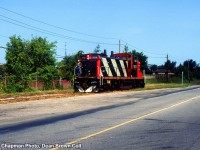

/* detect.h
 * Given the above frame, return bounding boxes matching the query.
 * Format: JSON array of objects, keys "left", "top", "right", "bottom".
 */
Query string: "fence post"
[
  {"left": 182, "top": 71, "right": 184, "bottom": 85},
  {"left": 4, "top": 76, "right": 7, "bottom": 89},
  {"left": 143, "top": 70, "right": 146, "bottom": 84},
  {"left": 59, "top": 76, "right": 62, "bottom": 88},
  {"left": 36, "top": 75, "right": 38, "bottom": 90}
]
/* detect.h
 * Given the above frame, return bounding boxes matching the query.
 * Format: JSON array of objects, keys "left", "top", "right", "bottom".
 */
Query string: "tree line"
[
  {"left": 123, "top": 44, "right": 200, "bottom": 82},
  {"left": 0, "top": 35, "right": 199, "bottom": 92}
]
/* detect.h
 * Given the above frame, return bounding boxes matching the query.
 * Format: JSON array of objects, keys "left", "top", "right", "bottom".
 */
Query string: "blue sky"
[{"left": 0, "top": 0, "right": 200, "bottom": 66}]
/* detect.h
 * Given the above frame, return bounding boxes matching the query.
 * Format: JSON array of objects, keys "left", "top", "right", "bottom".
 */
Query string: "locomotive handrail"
[
  {"left": 73, "top": 67, "right": 77, "bottom": 87},
  {"left": 99, "top": 66, "right": 103, "bottom": 86}
]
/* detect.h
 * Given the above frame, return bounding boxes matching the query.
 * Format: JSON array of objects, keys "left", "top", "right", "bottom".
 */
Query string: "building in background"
[{"left": 153, "top": 68, "right": 175, "bottom": 79}]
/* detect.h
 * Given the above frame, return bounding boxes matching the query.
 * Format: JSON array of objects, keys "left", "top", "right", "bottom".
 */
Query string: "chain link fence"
[
  {"left": 0, "top": 76, "right": 71, "bottom": 92},
  {"left": 30, "top": 76, "right": 71, "bottom": 90}
]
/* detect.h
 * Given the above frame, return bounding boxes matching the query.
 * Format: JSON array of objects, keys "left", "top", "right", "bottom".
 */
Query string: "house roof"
[{"left": 153, "top": 68, "right": 173, "bottom": 74}]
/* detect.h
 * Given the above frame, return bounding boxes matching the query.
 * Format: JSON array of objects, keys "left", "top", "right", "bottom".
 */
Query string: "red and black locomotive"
[{"left": 74, "top": 50, "right": 145, "bottom": 92}]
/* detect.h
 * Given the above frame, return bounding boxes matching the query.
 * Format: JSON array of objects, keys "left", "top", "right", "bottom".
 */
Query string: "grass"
[
  {"left": 143, "top": 77, "right": 200, "bottom": 90},
  {"left": 0, "top": 77, "right": 199, "bottom": 103},
  {"left": 145, "top": 83, "right": 189, "bottom": 90},
  {"left": 0, "top": 88, "right": 74, "bottom": 99}
]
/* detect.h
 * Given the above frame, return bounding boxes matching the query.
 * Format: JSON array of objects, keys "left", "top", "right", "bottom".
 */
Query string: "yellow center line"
[{"left": 50, "top": 95, "right": 200, "bottom": 150}]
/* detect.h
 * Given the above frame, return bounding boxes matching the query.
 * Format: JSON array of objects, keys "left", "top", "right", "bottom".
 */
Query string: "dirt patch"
[
  {"left": 0, "top": 84, "right": 189, "bottom": 104},
  {"left": 0, "top": 90, "right": 94, "bottom": 104},
  {"left": 0, "top": 91, "right": 73, "bottom": 104}
]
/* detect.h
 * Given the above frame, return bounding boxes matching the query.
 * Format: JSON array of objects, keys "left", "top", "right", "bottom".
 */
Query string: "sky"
[{"left": 0, "top": 0, "right": 200, "bottom": 66}]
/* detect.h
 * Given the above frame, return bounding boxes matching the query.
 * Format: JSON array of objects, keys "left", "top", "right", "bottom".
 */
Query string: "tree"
[
  {"left": 5, "top": 35, "right": 32, "bottom": 92},
  {"left": 0, "top": 64, "right": 4, "bottom": 76},
  {"left": 130, "top": 50, "right": 148, "bottom": 72},
  {"left": 183, "top": 59, "right": 197, "bottom": 81},
  {"left": 5, "top": 35, "right": 58, "bottom": 92},
  {"left": 164, "top": 60, "right": 177, "bottom": 72},
  {"left": 27, "top": 37, "right": 57, "bottom": 73},
  {"left": 59, "top": 50, "right": 84, "bottom": 80},
  {"left": 194, "top": 65, "right": 200, "bottom": 79},
  {"left": 28, "top": 37, "right": 58, "bottom": 90},
  {"left": 149, "top": 64, "right": 158, "bottom": 73},
  {"left": 176, "top": 59, "right": 200, "bottom": 81},
  {"left": 94, "top": 44, "right": 101, "bottom": 53},
  {"left": 123, "top": 44, "right": 129, "bottom": 53}
]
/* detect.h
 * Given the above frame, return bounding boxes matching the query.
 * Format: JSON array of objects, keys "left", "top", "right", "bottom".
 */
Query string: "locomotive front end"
[{"left": 74, "top": 54, "right": 101, "bottom": 92}]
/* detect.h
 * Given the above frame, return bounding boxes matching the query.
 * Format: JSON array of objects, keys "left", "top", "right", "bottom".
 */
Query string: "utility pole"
[
  {"left": 182, "top": 71, "right": 184, "bottom": 85},
  {"left": 188, "top": 59, "right": 190, "bottom": 83},
  {"left": 119, "top": 40, "right": 121, "bottom": 53},
  {"left": 166, "top": 54, "right": 169, "bottom": 82}
]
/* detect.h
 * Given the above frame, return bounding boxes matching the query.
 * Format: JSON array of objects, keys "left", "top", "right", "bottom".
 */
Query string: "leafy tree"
[
  {"left": 164, "top": 60, "right": 177, "bottom": 72},
  {"left": 5, "top": 35, "right": 32, "bottom": 92},
  {"left": 5, "top": 35, "right": 58, "bottom": 92},
  {"left": 94, "top": 44, "right": 101, "bottom": 53},
  {"left": 0, "top": 65, "right": 4, "bottom": 76},
  {"left": 59, "top": 50, "right": 84, "bottom": 80},
  {"left": 29, "top": 37, "right": 57, "bottom": 90},
  {"left": 27, "top": 37, "right": 57, "bottom": 73},
  {"left": 194, "top": 65, "right": 200, "bottom": 79},
  {"left": 175, "top": 59, "right": 200, "bottom": 81},
  {"left": 123, "top": 44, "right": 129, "bottom": 53},
  {"left": 149, "top": 64, "right": 158, "bottom": 73},
  {"left": 183, "top": 59, "right": 197, "bottom": 80},
  {"left": 130, "top": 50, "right": 148, "bottom": 72},
  {"left": 183, "top": 59, "right": 197, "bottom": 72}
]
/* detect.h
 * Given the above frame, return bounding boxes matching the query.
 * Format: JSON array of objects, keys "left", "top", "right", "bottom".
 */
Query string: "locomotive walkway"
[{"left": 0, "top": 85, "right": 199, "bottom": 129}]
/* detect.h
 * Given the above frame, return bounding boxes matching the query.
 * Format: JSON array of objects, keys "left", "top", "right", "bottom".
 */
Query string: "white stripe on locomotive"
[
  {"left": 101, "top": 58, "right": 113, "bottom": 77},
  {"left": 111, "top": 59, "right": 121, "bottom": 76},
  {"left": 119, "top": 60, "right": 127, "bottom": 77}
]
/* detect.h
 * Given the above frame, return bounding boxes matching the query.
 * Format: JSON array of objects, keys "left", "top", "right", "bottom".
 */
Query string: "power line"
[
  {"left": 148, "top": 56, "right": 166, "bottom": 58},
  {"left": 0, "top": 46, "right": 6, "bottom": 49},
  {"left": 121, "top": 40, "right": 166, "bottom": 56},
  {"left": 0, "top": 6, "right": 118, "bottom": 40},
  {"left": 0, "top": 6, "right": 167, "bottom": 55},
  {"left": 0, "top": 16, "right": 118, "bottom": 46},
  {"left": 0, "top": 6, "right": 175, "bottom": 58},
  {"left": 0, "top": 34, "right": 8, "bottom": 39}
]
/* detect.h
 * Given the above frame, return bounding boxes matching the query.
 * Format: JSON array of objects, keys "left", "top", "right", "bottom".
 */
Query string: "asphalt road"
[{"left": 0, "top": 86, "right": 200, "bottom": 150}]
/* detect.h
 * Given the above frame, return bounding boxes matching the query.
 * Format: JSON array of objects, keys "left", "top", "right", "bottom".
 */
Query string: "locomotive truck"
[{"left": 74, "top": 50, "right": 145, "bottom": 92}]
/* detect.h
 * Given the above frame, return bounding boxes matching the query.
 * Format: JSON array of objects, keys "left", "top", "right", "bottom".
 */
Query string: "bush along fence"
[{"left": 0, "top": 76, "right": 71, "bottom": 93}]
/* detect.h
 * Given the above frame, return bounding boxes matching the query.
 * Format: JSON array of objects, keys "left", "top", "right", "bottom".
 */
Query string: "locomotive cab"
[
  {"left": 74, "top": 53, "right": 101, "bottom": 92},
  {"left": 74, "top": 52, "right": 145, "bottom": 93}
]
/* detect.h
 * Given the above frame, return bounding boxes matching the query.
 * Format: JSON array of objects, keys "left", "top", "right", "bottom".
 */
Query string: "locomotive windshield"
[{"left": 75, "top": 60, "right": 96, "bottom": 77}]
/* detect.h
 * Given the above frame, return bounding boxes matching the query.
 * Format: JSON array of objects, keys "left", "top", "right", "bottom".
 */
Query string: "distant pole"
[
  {"left": 143, "top": 70, "right": 146, "bottom": 84},
  {"left": 166, "top": 54, "right": 169, "bottom": 82},
  {"left": 119, "top": 40, "right": 121, "bottom": 53},
  {"left": 188, "top": 59, "right": 190, "bottom": 83},
  {"left": 182, "top": 71, "right": 184, "bottom": 85}
]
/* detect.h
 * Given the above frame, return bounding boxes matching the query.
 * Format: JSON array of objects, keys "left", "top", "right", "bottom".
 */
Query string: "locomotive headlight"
[{"left": 107, "top": 80, "right": 111, "bottom": 84}]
